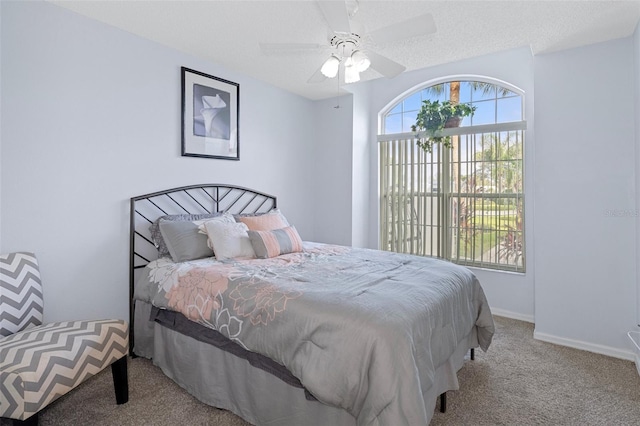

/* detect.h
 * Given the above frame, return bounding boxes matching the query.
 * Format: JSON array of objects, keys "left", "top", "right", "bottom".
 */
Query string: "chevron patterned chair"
[{"left": 0, "top": 252, "right": 129, "bottom": 425}]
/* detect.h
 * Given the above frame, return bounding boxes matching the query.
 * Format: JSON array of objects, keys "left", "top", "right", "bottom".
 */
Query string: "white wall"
[
  {"left": 337, "top": 48, "right": 537, "bottom": 321},
  {"left": 310, "top": 81, "right": 374, "bottom": 249},
  {"left": 311, "top": 95, "right": 353, "bottom": 245},
  {"left": 0, "top": 1, "right": 317, "bottom": 323},
  {"left": 533, "top": 38, "right": 637, "bottom": 358},
  {"left": 350, "top": 81, "right": 374, "bottom": 248}
]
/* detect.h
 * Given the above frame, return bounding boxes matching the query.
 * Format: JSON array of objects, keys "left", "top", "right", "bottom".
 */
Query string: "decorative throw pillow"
[
  {"left": 159, "top": 220, "right": 214, "bottom": 263},
  {"left": 248, "top": 226, "right": 303, "bottom": 259},
  {"left": 150, "top": 212, "right": 223, "bottom": 258},
  {"left": 204, "top": 221, "right": 256, "bottom": 260},
  {"left": 235, "top": 209, "right": 289, "bottom": 231},
  {"left": 197, "top": 213, "right": 237, "bottom": 249}
]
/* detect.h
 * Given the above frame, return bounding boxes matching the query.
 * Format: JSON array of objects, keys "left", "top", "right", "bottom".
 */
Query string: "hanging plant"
[{"left": 411, "top": 100, "right": 476, "bottom": 153}]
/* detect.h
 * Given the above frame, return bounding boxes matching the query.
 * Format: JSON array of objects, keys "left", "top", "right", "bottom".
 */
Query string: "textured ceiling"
[{"left": 49, "top": 0, "right": 640, "bottom": 100}]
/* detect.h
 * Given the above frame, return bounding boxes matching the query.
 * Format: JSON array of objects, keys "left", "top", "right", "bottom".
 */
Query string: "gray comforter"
[{"left": 135, "top": 242, "right": 494, "bottom": 425}]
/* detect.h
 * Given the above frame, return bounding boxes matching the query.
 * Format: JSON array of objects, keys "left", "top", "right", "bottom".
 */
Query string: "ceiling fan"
[{"left": 259, "top": 0, "right": 437, "bottom": 84}]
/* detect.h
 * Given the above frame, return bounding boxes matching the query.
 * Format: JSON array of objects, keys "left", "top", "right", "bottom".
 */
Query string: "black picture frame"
[{"left": 181, "top": 67, "right": 239, "bottom": 160}]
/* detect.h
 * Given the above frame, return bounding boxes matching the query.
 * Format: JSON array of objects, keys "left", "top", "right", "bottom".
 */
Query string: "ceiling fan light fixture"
[
  {"left": 351, "top": 50, "right": 370, "bottom": 72},
  {"left": 344, "top": 63, "right": 360, "bottom": 83},
  {"left": 320, "top": 55, "right": 340, "bottom": 78},
  {"left": 344, "top": 56, "right": 354, "bottom": 67}
]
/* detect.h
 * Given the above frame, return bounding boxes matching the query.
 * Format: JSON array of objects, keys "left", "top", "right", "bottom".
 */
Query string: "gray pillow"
[
  {"left": 159, "top": 219, "right": 213, "bottom": 262},
  {"left": 150, "top": 213, "right": 221, "bottom": 258}
]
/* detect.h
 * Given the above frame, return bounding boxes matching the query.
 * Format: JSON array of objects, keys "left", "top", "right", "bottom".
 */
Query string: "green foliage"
[
  {"left": 411, "top": 100, "right": 476, "bottom": 153},
  {"left": 474, "top": 133, "right": 523, "bottom": 194}
]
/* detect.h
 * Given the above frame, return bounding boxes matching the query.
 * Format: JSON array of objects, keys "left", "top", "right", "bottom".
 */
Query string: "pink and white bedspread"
[{"left": 134, "top": 242, "right": 494, "bottom": 425}]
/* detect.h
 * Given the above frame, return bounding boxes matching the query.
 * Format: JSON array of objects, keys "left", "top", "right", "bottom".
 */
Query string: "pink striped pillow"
[
  {"left": 236, "top": 210, "right": 289, "bottom": 231},
  {"left": 247, "top": 226, "right": 303, "bottom": 258}
]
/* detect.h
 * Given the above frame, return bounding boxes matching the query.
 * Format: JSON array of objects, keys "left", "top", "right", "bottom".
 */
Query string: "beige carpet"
[{"left": 3, "top": 316, "right": 640, "bottom": 425}]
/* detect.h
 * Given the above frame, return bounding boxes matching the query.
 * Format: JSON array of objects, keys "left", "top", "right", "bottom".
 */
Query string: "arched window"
[{"left": 378, "top": 78, "right": 526, "bottom": 272}]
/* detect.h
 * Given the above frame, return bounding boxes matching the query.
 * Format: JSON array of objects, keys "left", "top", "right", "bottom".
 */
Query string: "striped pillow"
[
  {"left": 248, "top": 226, "right": 303, "bottom": 259},
  {"left": 236, "top": 210, "right": 289, "bottom": 231}
]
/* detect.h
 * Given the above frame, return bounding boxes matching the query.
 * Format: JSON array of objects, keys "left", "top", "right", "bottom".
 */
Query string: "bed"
[{"left": 129, "top": 184, "right": 495, "bottom": 426}]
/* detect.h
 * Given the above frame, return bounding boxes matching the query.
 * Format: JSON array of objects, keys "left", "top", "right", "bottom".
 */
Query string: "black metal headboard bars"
[{"left": 129, "top": 184, "right": 277, "bottom": 355}]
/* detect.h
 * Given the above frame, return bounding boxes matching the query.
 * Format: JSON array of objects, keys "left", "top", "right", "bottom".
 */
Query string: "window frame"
[
  {"left": 378, "top": 76, "right": 526, "bottom": 273},
  {"left": 379, "top": 75, "right": 526, "bottom": 134}
]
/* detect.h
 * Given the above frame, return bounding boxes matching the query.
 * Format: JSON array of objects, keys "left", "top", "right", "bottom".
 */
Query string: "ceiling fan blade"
[
  {"left": 366, "top": 51, "right": 406, "bottom": 78},
  {"left": 369, "top": 13, "right": 436, "bottom": 45},
  {"left": 317, "top": 0, "right": 351, "bottom": 34},
  {"left": 259, "top": 43, "right": 323, "bottom": 54},
  {"left": 307, "top": 63, "right": 328, "bottom": 84}
]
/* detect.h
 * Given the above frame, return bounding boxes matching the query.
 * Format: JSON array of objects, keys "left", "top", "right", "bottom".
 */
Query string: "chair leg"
[
  {"left": 111, "top": 356, "right": 129, "bottom": 405},
  {"left": 439, "top": 392, "right": 446, "bottom": 413},
  {"left": 470, "top": 348, "right": 475, "bottom": 360}
]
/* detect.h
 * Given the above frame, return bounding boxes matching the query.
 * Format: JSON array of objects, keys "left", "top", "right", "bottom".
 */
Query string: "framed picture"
[{"left": 181, "top": 67, "right": 239, "bottom": 160}]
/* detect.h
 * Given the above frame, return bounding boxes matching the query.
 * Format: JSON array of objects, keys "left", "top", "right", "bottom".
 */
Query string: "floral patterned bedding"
[{"left": 134, "top": 242, "right": 494, "bottom": 425}]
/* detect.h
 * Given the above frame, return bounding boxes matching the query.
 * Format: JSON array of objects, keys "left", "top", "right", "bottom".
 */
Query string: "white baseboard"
[
  {"left": 491, "top": 308, "right": 534, "bottom": 323},
  {"left": 491, "top": 309, "right": 635, "bottom": 362},
  {"left": 533, "top": 331, "right": 636, "bottom": 362}
]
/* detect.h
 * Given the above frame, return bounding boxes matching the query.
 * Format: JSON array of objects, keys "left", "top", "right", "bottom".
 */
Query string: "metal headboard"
[{"left": 129, "top": 184, "right": 277, "bottom": 355}]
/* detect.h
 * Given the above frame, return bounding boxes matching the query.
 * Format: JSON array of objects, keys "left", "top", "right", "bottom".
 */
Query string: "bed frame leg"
[
  {"left": 440, "top": 347, "right": 475, "bottom": 415},
  {"left": 439, "top": 349, "right": 472, "bottom": 415}
]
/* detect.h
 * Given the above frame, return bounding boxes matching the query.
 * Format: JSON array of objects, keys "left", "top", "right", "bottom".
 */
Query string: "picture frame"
[{"left": 181, "top": 67, "right": 239, "bottom": 160}]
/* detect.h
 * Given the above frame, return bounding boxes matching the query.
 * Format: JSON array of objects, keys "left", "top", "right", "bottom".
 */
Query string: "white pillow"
[
  {"left": 198, "top": 213, "right": 236, "bottom": 249},
  {"left": 204, "top": 221, "right": 256, "bottom": 260}
]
